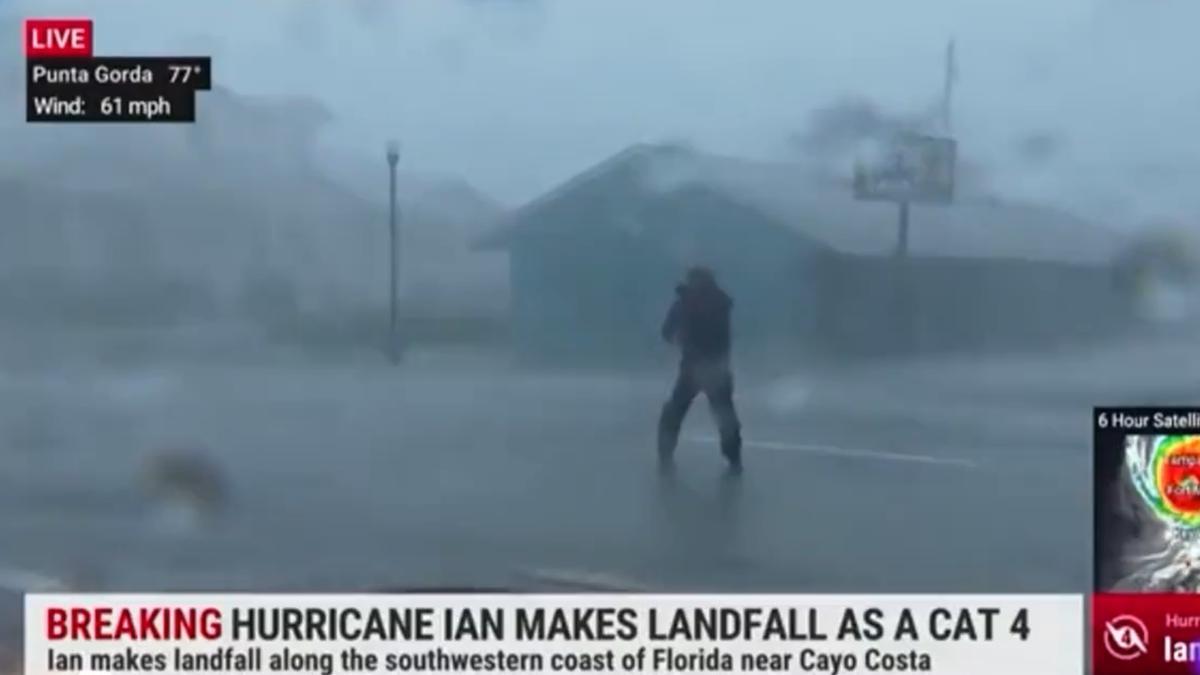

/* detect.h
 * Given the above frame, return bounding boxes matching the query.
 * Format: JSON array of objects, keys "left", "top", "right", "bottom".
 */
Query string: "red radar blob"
[{"left": 1158, "top": 438, "right": 1200, "bottom": 514}]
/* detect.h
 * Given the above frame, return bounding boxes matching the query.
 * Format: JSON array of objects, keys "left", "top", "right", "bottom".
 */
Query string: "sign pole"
[
  {"left": 386, "top": 141, "right": 401, "bottom": 365},
  {"left": 942, "top": 39, "right": 956, "bottom": 135},
  {"left": 854, "top": 134, "right": 955, "bottom": 356},
  {"left": 895, "top": 201, "right": 913, "bottom": 351}
]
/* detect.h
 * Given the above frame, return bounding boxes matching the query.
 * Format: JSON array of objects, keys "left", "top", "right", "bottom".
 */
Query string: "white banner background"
[{"left": 25, "top": 593, "right": 1083, "bottom": 675}]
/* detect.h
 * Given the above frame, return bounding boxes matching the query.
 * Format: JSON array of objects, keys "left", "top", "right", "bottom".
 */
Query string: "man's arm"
[{"left": 661, "top": 299, "right": 681, "bottom": 344}]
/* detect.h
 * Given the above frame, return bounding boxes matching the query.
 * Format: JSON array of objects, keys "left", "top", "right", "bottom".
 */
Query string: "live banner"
[{"left": 26, "top": 593, "right": 1082, "bottom": 674}]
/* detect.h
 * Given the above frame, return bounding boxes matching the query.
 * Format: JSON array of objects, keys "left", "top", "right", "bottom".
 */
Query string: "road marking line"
[
  {"left": 519, "top": 568, "right": 651, "bottom": 592},
  {"left": 687, "top": 435, "right": 980, "bottom": 469}
]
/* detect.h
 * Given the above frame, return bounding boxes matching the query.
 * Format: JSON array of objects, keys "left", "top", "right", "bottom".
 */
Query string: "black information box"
[{"left": 26, "top": 56, "right": 210, "bottom": 123}]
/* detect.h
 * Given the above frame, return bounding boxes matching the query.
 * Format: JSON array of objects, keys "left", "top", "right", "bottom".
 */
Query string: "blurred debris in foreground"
[{"left": 140, "top": 447, "right": 230, "bottom": 530}]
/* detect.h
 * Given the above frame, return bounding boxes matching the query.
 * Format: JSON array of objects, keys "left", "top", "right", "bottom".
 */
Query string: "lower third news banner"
[{"left": 25, "top": 594, "right": 1082, "bottom": 675}]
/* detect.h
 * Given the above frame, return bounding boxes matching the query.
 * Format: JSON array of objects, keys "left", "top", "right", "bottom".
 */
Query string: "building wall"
[
  {"left": 506, "top": 206, "right": 1125, "bottom": 366},
  {"left": 509, "top": 230, "right": 662, "bottom": 365},
  {"left": 506, "top": 186, "right": 827, "bottom": 367},
  {"left": 817, "top": 254, "right": 1126, "bottom": 358}
]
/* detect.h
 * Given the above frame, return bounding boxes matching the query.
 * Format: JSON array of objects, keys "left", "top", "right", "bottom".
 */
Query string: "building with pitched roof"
[{"left": 477, "top": 143, "right": 1129, "bottom": 364}]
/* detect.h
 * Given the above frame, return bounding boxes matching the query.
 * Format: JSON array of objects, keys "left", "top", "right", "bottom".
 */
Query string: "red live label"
[{"left": 24, "top": 18, "right": 92, "bottom": 58}]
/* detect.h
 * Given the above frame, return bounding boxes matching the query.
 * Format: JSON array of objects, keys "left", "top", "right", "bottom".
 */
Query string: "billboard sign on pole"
[{"left": 853, "top": 133, "right": 956, "bottom": 204}]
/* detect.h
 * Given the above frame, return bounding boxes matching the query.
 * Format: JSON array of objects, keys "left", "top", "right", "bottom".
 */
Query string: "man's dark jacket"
[{"left": 661, "top": 281, "right": 733, "bottom": 363}]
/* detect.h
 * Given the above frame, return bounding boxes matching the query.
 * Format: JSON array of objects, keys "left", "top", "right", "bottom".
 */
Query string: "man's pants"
[{"left": 658, "top": 358, "right": 742, "bottom": 465}]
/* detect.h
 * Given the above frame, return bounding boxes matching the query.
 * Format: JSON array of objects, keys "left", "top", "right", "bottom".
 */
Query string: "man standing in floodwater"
[{"left": 658, "top": 266, "right": 743, "bottom": 474}]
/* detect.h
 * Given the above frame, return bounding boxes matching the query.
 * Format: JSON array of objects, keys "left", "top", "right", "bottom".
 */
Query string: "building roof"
[{"left": 478, "top": 143, "right": 1126, "bottom": 265}]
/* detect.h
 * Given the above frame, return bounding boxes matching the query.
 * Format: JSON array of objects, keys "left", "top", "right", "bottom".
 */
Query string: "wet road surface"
[{"left": 1, "top": 337, "right": 1154, "bottom": 598}]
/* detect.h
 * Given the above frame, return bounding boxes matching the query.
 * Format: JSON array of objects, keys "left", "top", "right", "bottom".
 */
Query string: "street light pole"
[
  {"left": 895, "top": 200, "right": 913, "bottom": 351},
  {"left": 386, "top": 140, "right": 401, "bottom": 364},
  {"left": 896, "top": 201, "right": 910, "bottom": 258}
]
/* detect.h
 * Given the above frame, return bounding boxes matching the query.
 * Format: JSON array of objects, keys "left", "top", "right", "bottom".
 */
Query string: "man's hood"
[{"left": 679, "top": 281, "right": 732, "bottom": 309}]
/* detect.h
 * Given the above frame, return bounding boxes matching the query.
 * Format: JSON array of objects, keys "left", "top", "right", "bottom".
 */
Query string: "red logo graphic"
[{"left": 1104, "top": 614, "right": 1150, "bottom": 661}]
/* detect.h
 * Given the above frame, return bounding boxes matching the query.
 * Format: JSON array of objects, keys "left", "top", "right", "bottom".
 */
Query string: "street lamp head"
[{"left": 386, "top": 140, "right": 400, "bottom": 167}]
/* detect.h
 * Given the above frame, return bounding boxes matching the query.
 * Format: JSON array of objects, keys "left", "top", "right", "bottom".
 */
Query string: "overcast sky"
[{"left": 7, "top": 0, "right": 1200, "bottom": 224}]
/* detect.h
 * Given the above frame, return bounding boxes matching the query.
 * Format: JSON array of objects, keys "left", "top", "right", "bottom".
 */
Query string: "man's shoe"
[{"left": 724, "top": 453, "right": 743, "bottom": 475}]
